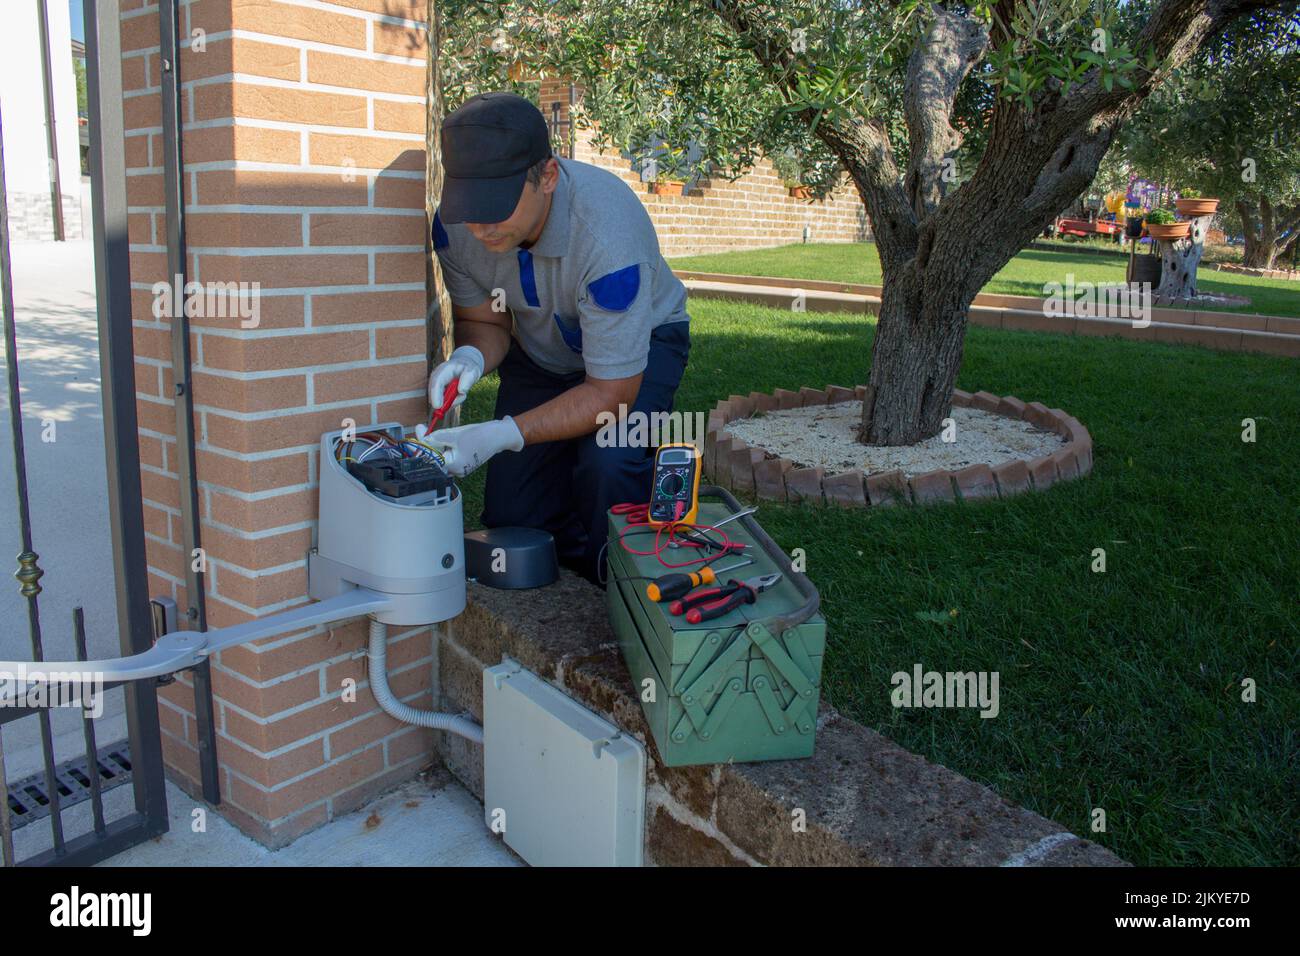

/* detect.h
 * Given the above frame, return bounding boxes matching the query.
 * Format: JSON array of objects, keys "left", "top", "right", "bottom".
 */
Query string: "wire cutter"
[
  {"left": 426, "top": 377, "right": 460, "bottom": 434},
  {"left": 669, "top": 572, "right": 783, "bottom": 623}
]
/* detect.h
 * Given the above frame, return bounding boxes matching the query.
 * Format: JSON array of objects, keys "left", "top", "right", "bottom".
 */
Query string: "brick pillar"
[{"left": 122, "top": 0, "right": 436, "bottom": 846}]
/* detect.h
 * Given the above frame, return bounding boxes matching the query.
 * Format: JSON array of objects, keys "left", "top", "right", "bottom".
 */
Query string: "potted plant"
[
  {"left": 770, "top": 150, "right": 811, "bottom": 198},
  {"left": 651, "top": 173, "right": 685, "bottom": 197},
  {"left": 1123, "top": 201, "right": 1145, "bottom": 238},
  {"left": 1174, "top": 188, "right": 1220, "bottom": 217},
  {"left": 1143, "top": 207, "right": 1190, "bottom": 240}
]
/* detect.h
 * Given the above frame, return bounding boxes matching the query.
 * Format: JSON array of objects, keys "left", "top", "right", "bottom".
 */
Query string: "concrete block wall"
[
  {"left": 5, "top": 192, "right": 86, "bottom": 241},
  {"left": 0, "top": 0, "right": 85, "bottom": 240},
  {"left": 540, "top": 79, "right": 871, "bottom": 257},
  {"left": 120, "top": 0, "right": 438, "bottom": 847}
]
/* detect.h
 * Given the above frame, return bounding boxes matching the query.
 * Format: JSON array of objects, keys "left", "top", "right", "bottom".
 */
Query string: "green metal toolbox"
[{"left": 606, "top": 486, "right": 825, "bottom": 767}]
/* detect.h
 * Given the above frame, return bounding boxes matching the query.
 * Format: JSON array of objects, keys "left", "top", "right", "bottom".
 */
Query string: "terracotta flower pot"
[
  {"left": 1145, "top": 221, "right": 1191, "bottom": 240},
  {"left": 788, "top": 186, "right": 811, "bottom": 200},
  {"left": 652, "top": 180, "right": 684, "bottom": 197},
  {"left": 1175, "top": 197, "right": 1219, "bottom": 217}
]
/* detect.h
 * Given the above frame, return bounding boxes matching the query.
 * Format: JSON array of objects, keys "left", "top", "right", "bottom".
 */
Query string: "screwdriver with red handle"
[
  {"left": 671, "top": 572, "right": 783, "bottom": 623},
  {"left": 644, "top": 559, "right": 753, "bottom": 603},
  {"left": 426, "top": 377, "right": 460, "bottom": 434}
]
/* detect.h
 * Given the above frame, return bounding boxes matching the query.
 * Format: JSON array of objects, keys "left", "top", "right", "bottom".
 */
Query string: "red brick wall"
[
  {"left": 122, "top": 0, "right": 436, "bottom": 847},
  {"left": 540, "top": 79, "right": 871, "bottom": 257}
]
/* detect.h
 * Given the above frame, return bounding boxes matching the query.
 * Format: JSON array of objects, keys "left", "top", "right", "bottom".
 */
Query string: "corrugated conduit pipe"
[{"left": 368, "top": 617, "right": 483, "bottom": 745}]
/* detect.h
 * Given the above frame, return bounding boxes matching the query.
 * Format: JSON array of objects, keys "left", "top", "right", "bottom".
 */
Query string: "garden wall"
[
  {"left": 540, "top": 79, "right": 871, "bottom": 257},
  {"left": 436, "top": 573, "right": 1126, "bottom": 866}
]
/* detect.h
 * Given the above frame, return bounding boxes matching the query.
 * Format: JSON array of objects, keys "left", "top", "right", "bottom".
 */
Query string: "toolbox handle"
[{"left": 699, "top": 485, "right": 821, "bottom": 634}]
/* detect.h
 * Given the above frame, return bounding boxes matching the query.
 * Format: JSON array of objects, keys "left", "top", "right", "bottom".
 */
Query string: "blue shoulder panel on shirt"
[
  {"left": 432, "top": 212, "right": 449, "bottom": 250},
  {"left": 587, "top": 264, "right": 640, "bottom": 311}
]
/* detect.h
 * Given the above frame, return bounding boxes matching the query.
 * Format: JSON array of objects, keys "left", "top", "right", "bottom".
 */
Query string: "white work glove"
[
  {"left": 428, "top": 345, "right": 485, "bottom": 412},
  {"left": 419, "top": 417, "right": 524, "bottom": 477}
]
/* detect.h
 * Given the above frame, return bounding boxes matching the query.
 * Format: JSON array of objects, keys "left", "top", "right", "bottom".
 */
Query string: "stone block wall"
[
  {"left": 540, "top": 79, "right": 871, "bottom": 257},
  {"left": 434, "top": 573, "right": 1125, "bottom": 867}
]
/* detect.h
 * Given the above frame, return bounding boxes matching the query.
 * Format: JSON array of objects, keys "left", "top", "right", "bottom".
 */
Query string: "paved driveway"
[{"left": 1, "top": 238, "right": 128, "bottom": 780}]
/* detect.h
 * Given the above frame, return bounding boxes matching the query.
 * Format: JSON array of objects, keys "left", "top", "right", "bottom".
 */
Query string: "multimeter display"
[{"left": 649, "top": 444, "right": 701, "bottom": 526}]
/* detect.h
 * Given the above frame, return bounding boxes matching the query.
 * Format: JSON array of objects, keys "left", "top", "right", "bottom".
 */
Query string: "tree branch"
[
  {"left": 703, "top": 0, "right": 919, "bottom": 266},
  {"left": 1060, "top": 0, "right": 1282, "bottom": 129},
  {"left": 934, "top": 0, "right": 1290, "bottom": 294},
  {"left": 1275, "top": 207, "right": 1300, "bottom": 247},
  {"left": 903, "top": 5, "right": 988, "bottom": 219},
  {"left": 1260, "top": 193, "right": 1275, "bottom": 238}
]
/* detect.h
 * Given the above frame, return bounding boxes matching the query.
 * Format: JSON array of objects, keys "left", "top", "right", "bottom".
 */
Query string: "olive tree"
[{"left": 434, "top": 0, "right": 1288, "bottom": 444}]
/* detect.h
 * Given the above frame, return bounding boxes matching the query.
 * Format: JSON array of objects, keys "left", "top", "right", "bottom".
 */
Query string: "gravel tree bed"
[{"left": 723, "top": 402, "right": 1067, "bottom": 478}]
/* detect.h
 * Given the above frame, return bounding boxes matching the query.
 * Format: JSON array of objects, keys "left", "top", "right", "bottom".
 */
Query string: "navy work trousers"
[{"left": 482, "top": 321, "right": 690, "bottom": 585}]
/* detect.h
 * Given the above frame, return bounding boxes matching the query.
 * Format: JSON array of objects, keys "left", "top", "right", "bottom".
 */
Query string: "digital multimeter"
[{"left": 648, "top": 443, "right": 701, "bottom": 527}]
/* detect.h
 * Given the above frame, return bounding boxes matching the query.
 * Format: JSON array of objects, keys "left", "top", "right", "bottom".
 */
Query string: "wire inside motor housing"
[{"left": 334, "top": 431, "right": 454, "bottom": 502}]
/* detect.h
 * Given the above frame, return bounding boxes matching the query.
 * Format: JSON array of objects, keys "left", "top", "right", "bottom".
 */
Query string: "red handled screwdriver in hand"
[{"left": 426, "top": 377, "right": 460, "bottom": 434}]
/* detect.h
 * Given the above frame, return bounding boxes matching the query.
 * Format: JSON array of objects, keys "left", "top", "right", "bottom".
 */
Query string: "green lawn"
[
  {"left": 670, "top": 241, "right": 1300, "bottom": 319},
  {"left": 454, "top": 289, "right": 1298, "bottom": 867}
]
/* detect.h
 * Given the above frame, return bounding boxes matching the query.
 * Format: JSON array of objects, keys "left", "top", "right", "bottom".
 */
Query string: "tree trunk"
[
  {"left": 1238, "top": 198, "right": 1261, "bottom": 266},
  {"left": 1241, "top": 194, "right": 1280, "bottom": 269},
  {"left": 1242, "top": 242, "right": 1277, "bottom": 270},
  {"left": 859, "top": 272, "right": 970, "bottom": 445},
  {"left": 1154, "top": 214, "right": 1212, "bottom": 300}
]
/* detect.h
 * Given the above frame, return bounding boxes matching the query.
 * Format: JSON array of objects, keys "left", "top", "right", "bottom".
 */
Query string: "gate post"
[{"left": 122, "top": 0, "right": 439, "bottom": 847}]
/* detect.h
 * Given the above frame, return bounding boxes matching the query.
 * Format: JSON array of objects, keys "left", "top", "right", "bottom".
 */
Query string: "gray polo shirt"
[{"left": 433, "top": 157, "right": 689, "bottom": 380}]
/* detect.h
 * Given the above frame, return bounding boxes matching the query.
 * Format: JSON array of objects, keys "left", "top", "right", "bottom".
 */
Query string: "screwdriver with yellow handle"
[{"left": 645, "top": 559, "right": 753, "bottom": 603}]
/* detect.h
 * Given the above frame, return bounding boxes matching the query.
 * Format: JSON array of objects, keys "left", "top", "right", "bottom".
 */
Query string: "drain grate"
[{"left": 5, "top": 743, "right": 133, "bottom": 830}]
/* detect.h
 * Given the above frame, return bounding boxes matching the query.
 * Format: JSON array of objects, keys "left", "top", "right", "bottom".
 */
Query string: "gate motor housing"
[{"left": 309, "top": 423, "right": 466, "bottom": 626}]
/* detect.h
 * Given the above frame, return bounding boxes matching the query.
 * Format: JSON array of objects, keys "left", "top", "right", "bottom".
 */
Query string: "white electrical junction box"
[{"left": 483, "top": 661, "right": 646, "bottom": 866}]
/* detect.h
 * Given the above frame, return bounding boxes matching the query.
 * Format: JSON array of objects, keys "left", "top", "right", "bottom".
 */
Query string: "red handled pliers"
[
  {"left": 669, "top": 572, "right": 783, "bottom": 623},
  {"left": 426, "top": 377, "right": 460, "bottom": 434}
]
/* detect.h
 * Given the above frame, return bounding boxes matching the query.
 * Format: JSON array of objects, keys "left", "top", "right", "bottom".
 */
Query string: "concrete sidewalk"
[{"left": 101, "top": 771, "right": 520, "bottom": 867}]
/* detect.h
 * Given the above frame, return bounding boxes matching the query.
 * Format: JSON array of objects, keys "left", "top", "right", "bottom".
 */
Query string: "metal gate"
[{"left": 0, "top": 0, "right": 170, "bottom": 866}]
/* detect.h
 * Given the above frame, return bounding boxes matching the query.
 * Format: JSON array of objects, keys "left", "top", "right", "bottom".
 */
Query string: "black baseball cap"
[{"left": 439, "top": 92, "right": 553, "bottom": 224}]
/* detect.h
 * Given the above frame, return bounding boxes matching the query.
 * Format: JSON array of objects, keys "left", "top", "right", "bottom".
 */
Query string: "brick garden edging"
[
  {"left": 705, "top": 386, "right": 1094, "bottom": 507},
  {"left": 430, "top": 573, "right": 1126, "bottom": 866},
  {"left": 1214, "top": 263, "right": 1300, "bottom": 281}
]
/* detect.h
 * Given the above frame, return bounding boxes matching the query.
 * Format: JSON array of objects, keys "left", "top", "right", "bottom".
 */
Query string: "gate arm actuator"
[{"left": 0, "top": 588, "right": 392, "bottom": 685}]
